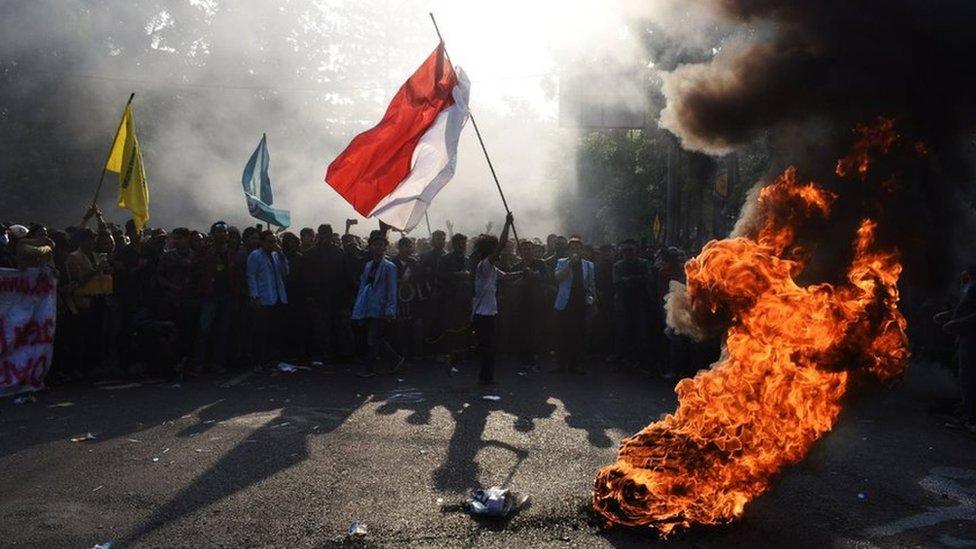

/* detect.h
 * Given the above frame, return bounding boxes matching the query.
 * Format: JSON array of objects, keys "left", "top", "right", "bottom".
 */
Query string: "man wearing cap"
[
  {"left": 352, "top": 233, "right": 402, "bottom": 377},
  {"left": 553, "top": 235, "right": 596, "bottom": 373},
  {"left": 0, "top": 224, "right": 29, "bottom": 268}
]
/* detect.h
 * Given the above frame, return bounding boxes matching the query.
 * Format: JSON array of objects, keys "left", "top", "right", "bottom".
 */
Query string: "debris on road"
[
  {"left": 91, "top": 542, "right": 114, "bottom": 549},
  {"left": 100, "top": 383, "right": 141, "bottom": 390},
  {"left": 387, "top": 390, "right": 425, "bottom": 404},
  {"left": 481, "top": 395, "right": 501, "bottom": 401},
  {"left": 152, "top": 457, "right": 160, "bottom": 463},
  {"left": 347, "top": 520, "right": 368, "bottom": 537},
  {"left": 70, "top": 433, "right": 96, "bottom": 443},
  {"left": 13, "top": 394, "right": 36, "bottom": 405},
  {"left": 466, "top": 486, "right": 530, "bottom": 518},
  {"left": 277, "top": 362, "right": 311, "bottom": 373},
  {"left": 92, "top": 485, "right": 104, "bottom": 492},
  {"left": 47, "top": 401, "right": 74, "bottom": 408}
]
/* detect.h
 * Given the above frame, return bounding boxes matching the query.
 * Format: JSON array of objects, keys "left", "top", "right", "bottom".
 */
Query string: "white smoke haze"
[{"left": 0, "top": 0, "right": 663, "bottom": 239}]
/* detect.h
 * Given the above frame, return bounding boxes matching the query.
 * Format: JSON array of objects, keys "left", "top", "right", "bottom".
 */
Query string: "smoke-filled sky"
[{"left": 0, "top": 0, "right": 650, "bottom": 237}]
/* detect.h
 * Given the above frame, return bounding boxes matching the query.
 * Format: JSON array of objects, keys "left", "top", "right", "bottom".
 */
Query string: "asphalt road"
[{"left": 0, "top": 357, "right": 974, "bottom": 548}]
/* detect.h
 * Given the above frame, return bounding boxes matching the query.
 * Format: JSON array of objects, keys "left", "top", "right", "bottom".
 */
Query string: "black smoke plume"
[{"left": 658, "top": 0, "right": 976, "bottom": 289}]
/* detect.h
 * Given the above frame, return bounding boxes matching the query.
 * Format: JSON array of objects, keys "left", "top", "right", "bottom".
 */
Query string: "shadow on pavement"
[{"left": 373, "top": 359, "right": 667, "bottom": 494}]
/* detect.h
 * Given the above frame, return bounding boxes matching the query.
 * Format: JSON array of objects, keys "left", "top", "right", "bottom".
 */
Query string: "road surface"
[{"left": 0, "top": 358, "right": 973, "bottom": 547}]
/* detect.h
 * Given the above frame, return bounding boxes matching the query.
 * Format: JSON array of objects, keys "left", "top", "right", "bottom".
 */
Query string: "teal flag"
[{"left": 242, "top": 134, "right": 291, "bottom": 228}]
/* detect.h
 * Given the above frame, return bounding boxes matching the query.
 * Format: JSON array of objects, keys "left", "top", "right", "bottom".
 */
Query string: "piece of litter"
[
  {"left": 277, "top": 362, "right": 299, "bottom": 373},
  {"left": 13, "top": 394, "right": 36, "bottom": 405},
  {"left": 466, "top": 486, "right": 530, "bottom": 517},
  {"left": 347, "top": 520, "right": 368, "bottom": 537},
  {"left": 481, "top": 395, "right": 502, "bottom": 401},
  {"left": 311, "top": 361, "right": 324, "bottom": 367},
  {"left": 194, "top": 448, "right": 206, "bottom": 453},
  {"left": 397, "top": 378, "right": 404, "bottom": 382},
  {"left": 92, "top": 485, "right": 104, "bottom": 492},
  {"left": 126, "top": 438, "right": 141, "bottom": 443},
  {"left": 436, "top": 497, "right": 444, "bottom": 506},
  {"left": 100, "top": 383, "right": 141, "bottom": 390},
  {"left": 70, "top": 433, "right": 96, "bottom": 443},
  {"left": 91, "top": 542, "right": 114, "bottom": 549},
  {"left": 202, "top": 419, "right": 216, "bottom": 425},
  {"left": 48, "top": 401, "right": 74, "bottom": 408},
  {"left": 420, "top": 449, "right": 428, "bottom": 455},
  {"left": 450, "top": 367, "right": 459, "bottom": 374},
  {"left": 857, "top": 492, "right": 867, "bottom": 500},
  {"left": 517, "top": 372, "right": 527, "bottom": 376},
  {"left": 162, "top": 448, "right": 170, "bottom": 454},
  {"left": 152, "top": 457, "right": 159, "bottom": 463}
]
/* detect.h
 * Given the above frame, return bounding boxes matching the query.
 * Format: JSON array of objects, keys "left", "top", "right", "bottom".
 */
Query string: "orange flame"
[{"left": 592, "top": 121, "right": 910, "bottom": 535}]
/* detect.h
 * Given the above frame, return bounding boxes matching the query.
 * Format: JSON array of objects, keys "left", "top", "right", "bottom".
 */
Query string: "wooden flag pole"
[
  {"left": 428, "top": 13, "right": 519, "bottom": 242},
  {"left": 87, "top": 92, "right": 135, "bottom": 221}
]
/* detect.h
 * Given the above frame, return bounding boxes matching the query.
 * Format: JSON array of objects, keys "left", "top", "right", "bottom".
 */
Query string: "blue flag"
[{"left": 242, "top": 134, "right": 291, "bottom": 228}]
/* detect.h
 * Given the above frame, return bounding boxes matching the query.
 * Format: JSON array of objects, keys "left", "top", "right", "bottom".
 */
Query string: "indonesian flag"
[{"left": 326, "top": 43, "right": 470, "bottom": 231}]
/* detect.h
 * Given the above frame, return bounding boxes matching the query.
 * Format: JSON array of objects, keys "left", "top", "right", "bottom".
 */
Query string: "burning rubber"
[{"left": 593, "top": 120, "right": 914, "bottom": 535}]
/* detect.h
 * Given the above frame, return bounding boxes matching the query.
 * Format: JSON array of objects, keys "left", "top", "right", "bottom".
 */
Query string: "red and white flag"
[{"left": 326, "top": 43, "right": 470, "bottom": 231}]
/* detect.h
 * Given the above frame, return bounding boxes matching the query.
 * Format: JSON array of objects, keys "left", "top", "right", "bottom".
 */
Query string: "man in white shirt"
[{"left": 470, "top": 212, "right": 514, "bottom": 384}]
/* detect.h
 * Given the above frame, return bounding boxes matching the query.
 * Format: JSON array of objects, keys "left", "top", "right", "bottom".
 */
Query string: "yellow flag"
[{"left": 105, "top": 104, "right": 149, "bottom": 230}]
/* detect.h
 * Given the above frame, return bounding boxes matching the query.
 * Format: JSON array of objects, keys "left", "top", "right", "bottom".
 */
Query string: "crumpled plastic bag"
[
  {"left": 466, "top": 486, "right": 530, "bottom": 517},
  {"left": 347, "top": 520, "right": 368, "bottom": 537}
]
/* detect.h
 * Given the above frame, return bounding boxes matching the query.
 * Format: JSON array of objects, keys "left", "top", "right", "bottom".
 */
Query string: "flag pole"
[
  {"left": 424, "top": 211, "right": 433, "bottom": 238},
  {"left": 428, "top": 13, "right": 519, "bottom": 242},
  {"left": 88, "top": 92, "right": 135, "bottom": 220}
]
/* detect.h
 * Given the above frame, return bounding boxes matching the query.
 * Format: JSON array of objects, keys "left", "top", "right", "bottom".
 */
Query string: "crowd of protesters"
[
  {"left": 0, "top": 206, "right": 724, "bottom": 387},
  {"left": 1, "top": 206, "right": 975, "bottom": 431}
]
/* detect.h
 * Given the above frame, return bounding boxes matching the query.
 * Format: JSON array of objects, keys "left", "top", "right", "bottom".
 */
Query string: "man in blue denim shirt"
[
  {"left": 352, "top": 233, "right": 402, "bottom": 377},
  {"left": 553, "top": 235, "right": 595, "bottom": 373},
  {"left": 246, "top": 230, "right": 289, "bottom": 367}
]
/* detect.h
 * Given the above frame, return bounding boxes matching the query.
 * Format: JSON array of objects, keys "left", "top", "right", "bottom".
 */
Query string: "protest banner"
[{"left": 0, "top": 267, "right": 57, "bottom": 397}]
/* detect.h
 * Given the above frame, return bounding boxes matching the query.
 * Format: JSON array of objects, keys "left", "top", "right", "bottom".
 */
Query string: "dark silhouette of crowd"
[
  {"left": 2, "top": 205, "right": 975, "bottom": 436},
  {"left": 0, "top": 206, "right": 725, "bottom": 387}
]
